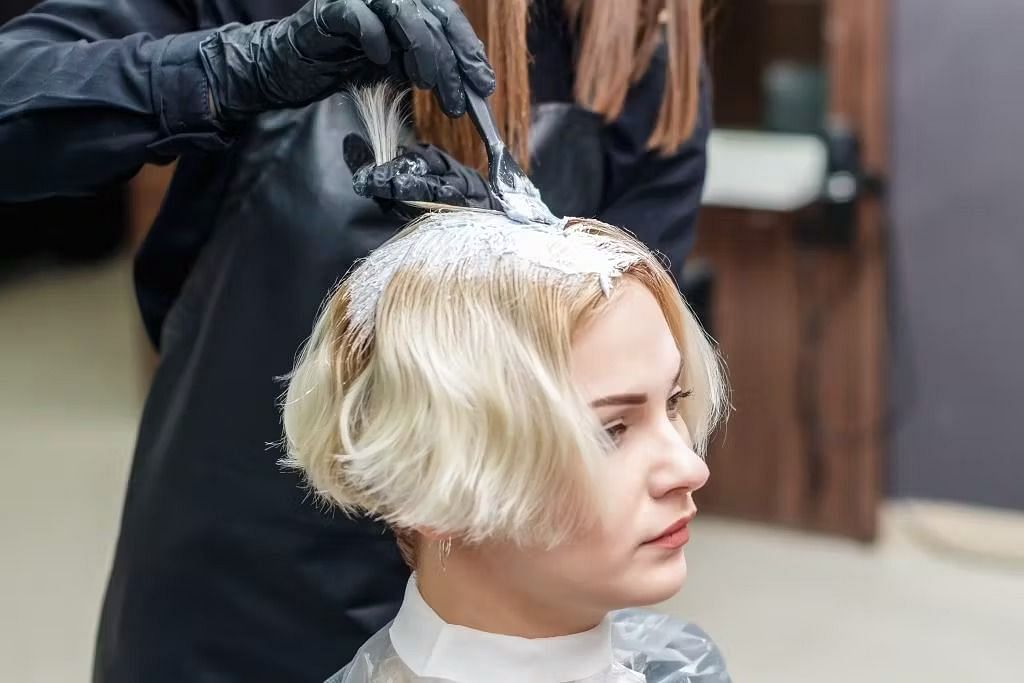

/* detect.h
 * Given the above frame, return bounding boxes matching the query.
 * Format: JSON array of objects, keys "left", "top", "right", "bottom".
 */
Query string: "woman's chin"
[{"left": 627, "top": 552, "right": 688, "bottom": 606}]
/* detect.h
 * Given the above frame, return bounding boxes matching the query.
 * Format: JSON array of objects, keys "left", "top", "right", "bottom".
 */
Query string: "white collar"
[{"left": 389, "top": 577, "right": 615, "bottom": 683}]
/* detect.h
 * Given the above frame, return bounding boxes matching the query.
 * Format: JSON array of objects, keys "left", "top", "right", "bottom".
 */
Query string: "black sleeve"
[
  {"left": 0, "top": 0, "right": 228, "bottom": 202},
  {"left": 597, "top": 48, "right": 712, "bottom": 273}
]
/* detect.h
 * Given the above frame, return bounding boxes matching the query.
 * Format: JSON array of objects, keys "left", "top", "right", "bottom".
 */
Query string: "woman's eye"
[
  {"left": 667, "top": 389, "right": 692, "bottom": 419},
  {"left": 604, "top": 422, "right": 627, "bottom": 444}
]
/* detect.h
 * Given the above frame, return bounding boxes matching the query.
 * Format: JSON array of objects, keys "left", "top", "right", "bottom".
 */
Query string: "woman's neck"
[{"left": 415, "top": 551, "right": 605, "bottom": 639}]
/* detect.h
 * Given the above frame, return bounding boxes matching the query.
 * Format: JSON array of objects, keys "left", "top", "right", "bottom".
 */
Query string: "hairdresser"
[{"left": 0, "top": 0, "right": 710, "bottom": 680}]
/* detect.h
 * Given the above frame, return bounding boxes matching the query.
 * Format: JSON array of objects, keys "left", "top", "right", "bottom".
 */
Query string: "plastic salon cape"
[
  {"left": 327, "top": 612, "right": 731, "bottom": 683},
  {"left": 325, "top": 578, "right": 730, "bottom": 683}
]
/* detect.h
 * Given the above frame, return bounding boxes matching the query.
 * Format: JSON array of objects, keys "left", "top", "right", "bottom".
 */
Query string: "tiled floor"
[{"left": 2, "top": 256, "right": 1022, "bottom": 682}]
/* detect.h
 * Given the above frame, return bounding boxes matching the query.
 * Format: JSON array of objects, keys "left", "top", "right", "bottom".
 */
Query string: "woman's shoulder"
[{"left": 611, "top": 609, "right": 732, "bottom": 682}]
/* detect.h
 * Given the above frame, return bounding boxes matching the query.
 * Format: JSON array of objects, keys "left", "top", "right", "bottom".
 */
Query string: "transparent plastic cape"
[{"left": 325, "top": 609, "right": 730, "bottom": 683}]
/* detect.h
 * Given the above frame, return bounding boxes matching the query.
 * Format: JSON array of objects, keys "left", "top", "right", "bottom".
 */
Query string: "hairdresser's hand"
[
  {"left": 346, "top": 137, "right": 501, "bottom": 211},
  {"left": 201, "top": 0, "right": 496, "bottom": 126}
]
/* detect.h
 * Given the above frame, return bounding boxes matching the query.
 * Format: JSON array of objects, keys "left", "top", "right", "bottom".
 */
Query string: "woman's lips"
[{"left": 644, "top": 514, "right": 695, "bottom": 549}]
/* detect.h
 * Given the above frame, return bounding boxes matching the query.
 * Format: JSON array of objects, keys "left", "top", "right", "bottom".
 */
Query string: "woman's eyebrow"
[
  {"left": 590, "top": 393, "right": 647, "bottom": 408},
  {"left": 591, "top": 361, "right": 685, "bottom": 408}
]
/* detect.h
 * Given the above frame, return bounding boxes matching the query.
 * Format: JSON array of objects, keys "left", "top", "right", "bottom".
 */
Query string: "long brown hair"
[{"left": 413, "top": 0, "right": 705, "bottom": 173}]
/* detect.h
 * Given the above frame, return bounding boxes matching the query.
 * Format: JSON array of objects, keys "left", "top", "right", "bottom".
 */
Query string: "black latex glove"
[
  {"left": 200, "top": 0, "right": 495, "bottom": 126},
  {"left": 344, "top": 134, "right": 500, "bottom": 212}
]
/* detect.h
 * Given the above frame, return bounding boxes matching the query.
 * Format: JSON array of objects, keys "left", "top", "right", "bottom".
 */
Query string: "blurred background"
[{"left": 2, "top": 0, "right": 1022, "bottom": 681}]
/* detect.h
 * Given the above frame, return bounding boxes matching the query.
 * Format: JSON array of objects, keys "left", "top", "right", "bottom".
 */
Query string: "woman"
[
  {"left": 283, "top": 208, "right": 729, "bottom": 681},
  {"left": 0, "top": 1, "right": 710, "bottom": 680}
]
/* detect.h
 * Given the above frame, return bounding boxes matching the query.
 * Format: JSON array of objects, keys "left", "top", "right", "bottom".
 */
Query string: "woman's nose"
[{"left": 650, "top": 422, "right": 710, "bottom": 498}]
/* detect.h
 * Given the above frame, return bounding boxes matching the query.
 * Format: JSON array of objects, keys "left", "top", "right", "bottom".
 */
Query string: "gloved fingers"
[
  {"left": 390, "top": 174, "right": 429, "bottom": 201},
  {"left": 315, "top": 0, "right": 391, "bottom": 64},
  {"left": 388, "top": 153, "right": 432, "bottom": 178},
  {"left": 435, "top": 184, "right": 469, "bottom": 207},
  {"left": 375, "top": 1, "right": 465, "bottom": 117},
  {"left": 373, "top": 0, "right": 438, "bottom": 84},
  {"left": 391, "top": 174, "right": 470, "bottom": 206},
  {"left": 358, "top": 164, "right": 470, "bottom": 206},
  {"left": 312, "top": 0, "right": 489, "bottom": 118},
  {"left": 355, "top": 153, "right": 430, "bottom": 200},
  {"left": 352, "top": 145, "right": 495, "bottom": 209},
  {"left": 404, "top": 144, "right": 456, "bottom": 175},
  {"left": 351, "top": 166, "right": 372, "bottom": 197},
  {"left": 425, "top": 0, "right": 496, "bottom": 97},
  {"left": 409, "top": 9, "right": 467, "bottom": 117},
  {"left": 412, "top": 144, "right": 492, "bottom": 203},
  {"left": 430, "top": 35, "right": 467, "bottom": 118},
  {"left": 394, "top": 144, "right": 496, "bottom": 208}
]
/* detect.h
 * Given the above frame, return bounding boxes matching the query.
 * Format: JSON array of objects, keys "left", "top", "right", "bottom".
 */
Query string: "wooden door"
[{"left": 694, "top": 0, "right": 888, "bottom": 541}]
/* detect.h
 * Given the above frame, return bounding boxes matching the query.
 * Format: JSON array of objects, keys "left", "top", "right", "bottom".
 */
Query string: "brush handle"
[
  {"left": 461, "top": 82, "right": 553, "bottom": 223},
  {"left": 463, "top": 85, "right": 504, "bottom": 163}
]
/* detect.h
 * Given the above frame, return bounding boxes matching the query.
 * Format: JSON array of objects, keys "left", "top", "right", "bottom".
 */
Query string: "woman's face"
[{"left": 466, "top": 279, "right": 710, "bottom": 624}]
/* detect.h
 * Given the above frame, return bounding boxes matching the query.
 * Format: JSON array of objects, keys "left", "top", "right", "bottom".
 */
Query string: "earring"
[{"left": 438, "top": 537, "right": 453, "bottom": 572}]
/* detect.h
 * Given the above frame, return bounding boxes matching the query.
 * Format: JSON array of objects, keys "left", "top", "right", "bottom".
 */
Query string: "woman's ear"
[{"left": 393, "top": 528, "right": 421, "bottom": 570}]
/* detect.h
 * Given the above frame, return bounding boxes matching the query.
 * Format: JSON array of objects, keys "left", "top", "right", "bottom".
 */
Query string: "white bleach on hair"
[
  {"left": 344, "top": 211, "right": 640, "bottom": 348},
  {"left": 348, "top": 81, "right": 409, "bottom": 165}
]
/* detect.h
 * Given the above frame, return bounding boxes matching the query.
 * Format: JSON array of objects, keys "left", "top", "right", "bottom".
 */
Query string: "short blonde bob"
[{"left": 282, "top": 212, "right": 726, "bottom": 548}]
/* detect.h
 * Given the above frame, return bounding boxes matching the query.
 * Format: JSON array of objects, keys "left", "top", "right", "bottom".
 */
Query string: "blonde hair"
[{"left": 282, "top": 212, "right": 726, "bottom": 549}]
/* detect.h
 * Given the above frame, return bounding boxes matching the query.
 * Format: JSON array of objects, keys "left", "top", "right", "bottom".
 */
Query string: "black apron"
[{"left": 94, "top": 95, "right": 605, "bottom": 683}]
